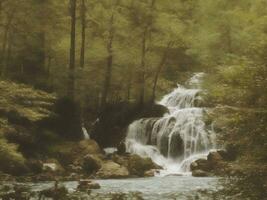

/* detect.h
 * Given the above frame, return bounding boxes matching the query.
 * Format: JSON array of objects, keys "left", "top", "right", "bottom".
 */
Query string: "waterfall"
[
  {"left": 126, "top": 73, "right": 216, "bottom": 176},
  {"left": 82, "top": 126, "right": 90, "bottom": 140}
]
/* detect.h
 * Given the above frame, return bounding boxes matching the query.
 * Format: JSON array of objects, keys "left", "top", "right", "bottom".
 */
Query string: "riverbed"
[{"left": 1, "top": 176, "right": 224, "bottom": 200}]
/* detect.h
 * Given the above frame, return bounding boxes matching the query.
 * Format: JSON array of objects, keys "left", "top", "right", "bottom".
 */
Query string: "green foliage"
[{"left": 0, "top": 138, "right": 27, "bottom": 175}]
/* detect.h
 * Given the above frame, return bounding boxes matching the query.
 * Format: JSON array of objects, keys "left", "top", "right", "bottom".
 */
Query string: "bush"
[{"left": 0, "top": 139, "right": 28, "bottom": 175}]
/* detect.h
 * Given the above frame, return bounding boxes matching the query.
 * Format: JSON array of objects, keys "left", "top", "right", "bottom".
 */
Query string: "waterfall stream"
[{"left": 126, "top": 73, "right": 216, "bottom": 176}]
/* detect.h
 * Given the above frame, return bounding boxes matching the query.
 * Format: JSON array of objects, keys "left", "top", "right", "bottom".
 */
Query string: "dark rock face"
[
  {"left": 117, "top": 141, "right": 126, "bottom": 155},
  {"left": 191, "top": 151, "right": 232, "bottom": 177},
  {"left": 90, "top": 102, "right": 168, "bottom": 148},
  {"left": 168, "top": 133, "right": 184, "bottom": 158}
]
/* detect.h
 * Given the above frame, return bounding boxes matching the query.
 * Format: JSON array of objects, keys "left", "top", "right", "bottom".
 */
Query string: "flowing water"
[
  {"left": 0, "top": 73, "right": 224, "bottom": 199},
  {"left": 126, "top": 73, "right": 216, "bottom": 175},
  {"left": 0, "top": 176, "right": 222, "bottom": 200}
]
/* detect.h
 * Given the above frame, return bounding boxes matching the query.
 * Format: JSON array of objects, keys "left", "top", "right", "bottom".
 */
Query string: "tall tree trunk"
[
  {"left": 138, "top": 27, "right": 147, "bottom": 106},
  {"left": 1, "top": 12, "right": 13, "bottom": 77},
  {"left": 5, "top": 31, "right": 12, "bottom": 72},
  {"left": 137, "top": 0, "right": 156, "bottom": 106},
  {"left": 80, "top": 0, "right": 86, "bottom": 68},
  {"left": 101, "top": 14, "right": 114, "bottom": 108},
  {"left": 68, "top": 0, "right": 77, "bottom": 99},
  {"left": 151, "top": 42, "right": 172, "bottom": 102},
  {"left": 126, "top": 66, "right": 133, "bottom": 102}
]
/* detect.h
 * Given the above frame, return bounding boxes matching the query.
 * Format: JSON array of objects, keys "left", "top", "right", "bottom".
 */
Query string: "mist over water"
[{"left": 126, "top": 73, "right": 216, "bottom": 175}]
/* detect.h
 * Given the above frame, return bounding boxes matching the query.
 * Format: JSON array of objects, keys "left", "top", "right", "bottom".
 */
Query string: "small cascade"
[
  {"left": 82, "top": 126, "right": 90, "bottom": 140},
  {"left": 126, "top": 73, "right": 216, "bottom": 176}
]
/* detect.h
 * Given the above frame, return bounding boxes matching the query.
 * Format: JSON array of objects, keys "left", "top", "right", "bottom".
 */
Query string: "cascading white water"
[{"left": 126, "top": 73, "right": 216, "bottom": 176}]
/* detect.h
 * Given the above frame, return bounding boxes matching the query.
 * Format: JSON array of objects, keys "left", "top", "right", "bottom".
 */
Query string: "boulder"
[
  {"left": 192, "top": 170, "right": 209, "bottom": 177},
  {"left": 127, "top": 154, "right": 161, "bottom": 177},
  {"left": 208, "top": 151, "right": 223, "bottom": 163},
  {"left": 43, "top": 159, "right": 64, "bottom": 173},
  {"left": 190, "top": 159, "right": 211, "bottom": 172},
  {"left": 207, "top": 151, "right": 223, "bottom": 168},
  {"left": 144, "top": 169, "right": 160, "bottom": 177},
  {"left": 111, "top": 154, "right": 129, "bottom": 167},
  {"left": 49, "top": 139, "right": 103, "bottom": 166},
  {"left": 77, "top": 180, "right": 100, "bottom": 191},
  {"left": 96, "top": 161, "right": 129, "bottom": 179},
  {"left": 77, "top": 140, "right": 103, "bottom": 155},
  {"left": 117, "top": 141, "right": 126, "bottom": 155},
  {"left": 82, "top": 154, "right": 102, "bottom": 174},
  {"left": 217, "top": 148, "right": 237, "bottom": 161}
]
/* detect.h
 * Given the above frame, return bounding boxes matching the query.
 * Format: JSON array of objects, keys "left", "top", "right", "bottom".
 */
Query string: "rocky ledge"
[{"left": 190, "top": 150, "right": 255, "bottom": 177}]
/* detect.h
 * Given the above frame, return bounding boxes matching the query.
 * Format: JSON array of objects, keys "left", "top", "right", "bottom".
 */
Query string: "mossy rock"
[{"left": 127, "top": 154, "right": 161, "bottom": 177}]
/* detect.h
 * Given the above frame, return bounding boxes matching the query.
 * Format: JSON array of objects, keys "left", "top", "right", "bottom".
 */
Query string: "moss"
[
  {"left": 0, "top": 80, "right": 56, "bottom": 122},
  {"left": 0, "top": 138, "right": 28, "bottom": 175}
]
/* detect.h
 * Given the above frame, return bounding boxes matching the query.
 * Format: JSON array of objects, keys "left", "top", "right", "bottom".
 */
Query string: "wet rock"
[
  {"left": 67, "top": 164, "right": 83, "bottom": 173},
  {"left": 77, "top": 180, "right": 100, "bottom": 191},
  {"left": 38, "top": 181, "right": 68, "bottom": 200},
  {"left": 82, "top": 154, "right": 102, "bottom": 174},
  {"left": 192, "top": 170, "right": 209, "bottom": 177},
  {"left": 207, "top": 152, "right": 223, "bottom": 166},
  {"left": 127, "top": 154, "right": 161, "bottom": 177},
  {"left": 144, "top": 169, "right": 160, "bottom": 177},
  {"left": 96, "top": 161, "right": 129, "bottom": 179},
  {"left": 190, "top": 159, "right": 211, "bottom": 172}
]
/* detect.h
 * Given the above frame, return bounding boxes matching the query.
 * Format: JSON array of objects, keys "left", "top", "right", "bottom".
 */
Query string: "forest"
[{"left": 0, "top": 0, "right": 266, "bottom": 199}]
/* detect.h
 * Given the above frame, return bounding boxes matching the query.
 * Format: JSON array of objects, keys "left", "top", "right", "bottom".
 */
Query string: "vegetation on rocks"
[{"left": 0, "top": 0, "right": 266, "bottom": 199}]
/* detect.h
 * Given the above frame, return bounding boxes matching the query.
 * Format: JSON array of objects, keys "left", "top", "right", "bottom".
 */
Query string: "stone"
[
  {"left": 96, "top": 161, "right": 129, "bottom": 179},
  {"left": 206, "top": 151, "right": 231, "bottom": 175},
  {"left": 144, "top": 169, "right": 160, "bottom": 177},
  {"left": 77, "top": 180, "right": 101, "bottom": 191},
  {"left": 117, "top": 141, "right": 126, "bottom": 155},
  {"left": 190, "top": 159, "right": 211, "bottom": 172},
  {"left": 127, "top": 154, "right": 161, "bottom": 177},
  {"left": 208, "top": 151, "right": 223, "bottom": 164},
  {"left": 217, "top": 148, "right": 237, "bottom": 161},
  {"left": 192, "top": 170, "right": 209, "bottom": 177},
  {"left": 82, "top": 154, "right": 102, "bottom": 174}
]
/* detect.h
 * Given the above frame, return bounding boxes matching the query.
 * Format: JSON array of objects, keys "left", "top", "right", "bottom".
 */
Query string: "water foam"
[{"left": 126, "top": 73, "right": 216, "bottom": 176}]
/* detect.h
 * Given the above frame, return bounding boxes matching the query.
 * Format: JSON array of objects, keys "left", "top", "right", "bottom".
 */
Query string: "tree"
[
  {"left": 80, "top": 0, "right": 86, "bottom": 68},
  {"left": 68, "top": 0, "right": 77, "bottom": 99},
  {"left": 101, "top": 13, "right": 114, "bottom": 107}
]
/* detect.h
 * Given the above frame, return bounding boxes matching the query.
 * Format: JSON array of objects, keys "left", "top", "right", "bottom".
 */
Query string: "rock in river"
[{"left": 96, "top": 161, "right": 129, "bottom": 179}]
